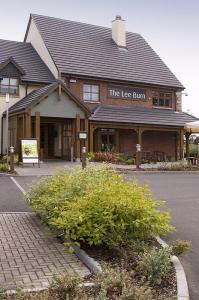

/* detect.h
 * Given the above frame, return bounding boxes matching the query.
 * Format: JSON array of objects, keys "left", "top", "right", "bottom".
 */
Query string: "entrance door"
[
  {"left": 40, "top": 123, "right": 55, "bottom": 158},
  {"left": 62, "top": 122, "right": 72, "bottom": 160}
]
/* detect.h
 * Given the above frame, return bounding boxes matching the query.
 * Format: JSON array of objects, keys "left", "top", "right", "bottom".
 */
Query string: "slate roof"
[
  {"left": 8, "top": 82, "right": 57, "bottom": 114},
  {"left": 90, "top": 105, "right": 198, "bottom": 127},
  {"left": 8, "top": 81, "right": 90, "bottom": 115},
  {"left": 0, "top": 39, "right": 55, "bottom": 83},
  {"left": 29, "top": 14, "right": 184, "bottom": 89}
]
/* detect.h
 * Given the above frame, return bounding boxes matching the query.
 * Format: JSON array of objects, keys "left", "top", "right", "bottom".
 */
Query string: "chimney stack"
[{"left": 112, "top": 15, "right": 126, "bottom": 48}]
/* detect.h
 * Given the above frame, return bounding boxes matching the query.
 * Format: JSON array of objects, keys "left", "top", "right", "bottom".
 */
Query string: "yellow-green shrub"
[{"left": 25, "top": 165, "right": 173, "bottom": 247}]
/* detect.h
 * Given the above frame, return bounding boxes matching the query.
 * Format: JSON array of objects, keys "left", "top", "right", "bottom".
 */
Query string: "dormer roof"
[{"left": 0, "top": 39, "right": 55, "bottom": 84}]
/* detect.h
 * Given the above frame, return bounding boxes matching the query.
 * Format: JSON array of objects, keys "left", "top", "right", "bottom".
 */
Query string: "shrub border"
[
  {"left": 9, "top": 176, "right": 189, "bottom": 299},
  {"left": 156, "top": 236, "right": 189, "bottom": 300}
]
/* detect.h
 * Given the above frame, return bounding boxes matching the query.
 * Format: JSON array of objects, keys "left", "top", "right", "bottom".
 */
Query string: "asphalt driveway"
[{"left": 125, "top": 172, "right": 199, "bottom": 300}]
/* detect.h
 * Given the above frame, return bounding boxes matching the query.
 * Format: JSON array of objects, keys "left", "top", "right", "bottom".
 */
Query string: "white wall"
[{"left": 25, "top": 18, "right": 59, "bottom": 78}]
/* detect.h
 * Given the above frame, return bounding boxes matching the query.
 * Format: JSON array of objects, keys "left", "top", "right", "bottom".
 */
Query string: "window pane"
[
  {"left": 83, "top": 84, "right": 91, "bottom": 92},
  {"left": 165, "top": 99, "right": 170, "bottom": 107},
  {"left": 1, "top": 77, "right": 9, "bottom": 85},
  {"left": 91, "top": 85, "right": 99, "bottom": 93},
  {"left": 91, "top": 93, "right": 99, "bottom": 101},
  {"left": 9, "top": 86, "right": 18, "bottom": 94},
  {"left": 159, "top": 99, "right": 164, "bottom": 106},
  {"left": 0, "top": 86, "right": 9, "bottom": 94},
  {"left": 153, "top": 98, "right": 158, "bottom": 106},
  {"left": 10, "top": 78, "right": 18, "bottom": 86},
  {"left": 83, "top": 92, "right": 91, "bottom": 100}
]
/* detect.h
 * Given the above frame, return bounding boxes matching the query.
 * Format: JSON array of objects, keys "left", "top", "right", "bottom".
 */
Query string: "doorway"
[
  {"left": 40, "top": 121, "right": 73, "bottom": 160},
  {"left": 41, "top": 123, "right": 55, "bottom": 158}
]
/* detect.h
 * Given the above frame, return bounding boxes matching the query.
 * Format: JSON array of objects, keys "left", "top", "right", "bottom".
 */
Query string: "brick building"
[{"left": 0, "top": 14, "right": 198, "bottom": 161}]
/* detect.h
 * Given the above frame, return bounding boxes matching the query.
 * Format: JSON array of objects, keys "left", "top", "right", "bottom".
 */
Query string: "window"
[
  {"left": 83, "top": 84, "right": 99, "bottom": 101},
  {"left": 153, "top": 92, "right": 172, "bottom": 108},
  {"left": 0, "top": 77, "right": 19, "bottom": 95},
  {"left": 101, "top": 129, "right": 115, "bottom": 152}
]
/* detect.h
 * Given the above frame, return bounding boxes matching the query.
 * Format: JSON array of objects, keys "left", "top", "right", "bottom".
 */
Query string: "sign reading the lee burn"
[{"left": 108, "top": 86, "right": 147, "bottom": 101}]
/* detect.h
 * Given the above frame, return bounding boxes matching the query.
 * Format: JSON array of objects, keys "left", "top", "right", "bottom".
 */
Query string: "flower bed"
[{"left": 88, "top": 152, "right": 136, "bottom": 165}]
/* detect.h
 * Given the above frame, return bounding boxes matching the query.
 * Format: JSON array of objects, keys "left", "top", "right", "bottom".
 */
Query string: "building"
[{"left": 0, "top": 14, "right": 198, "bottom": 161}]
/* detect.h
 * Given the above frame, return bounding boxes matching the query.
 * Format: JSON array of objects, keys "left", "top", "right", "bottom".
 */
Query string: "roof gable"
[
  {"left": 30, "top": 14, "right": 184, "bottom": 89},
  {"left": 0, "top": 56, "right": 25, "bottom": 77},
  {"left": 8, "top": 81, "right": 91, "bottom": 116},
  {"left": 0, "top": 39, "right": 55, "bottom": 84}
]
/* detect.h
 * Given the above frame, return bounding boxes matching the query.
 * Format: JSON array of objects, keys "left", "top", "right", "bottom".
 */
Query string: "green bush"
[
  {"left": 189, "top": 144, "right": 198, "bottom": 156},
  {"left": 172, "top": 240, "right": 192, "bottom": 256},
  {"left": 87, "top": 151, "right": 95, "bottom": 161},
  {"left": 25, "top": 165, "right": 173, "bottom": 248},
  {"left": 137, "top": 247, "right": 172, "bottom": 285},
  {"left": 0, "top": 163, "right": 9, "bottom": 172}
]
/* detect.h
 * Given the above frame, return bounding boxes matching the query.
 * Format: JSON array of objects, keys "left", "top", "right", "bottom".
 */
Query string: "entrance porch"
[{"left": 3, "top": 82, "right": 90, "bottom": 161}]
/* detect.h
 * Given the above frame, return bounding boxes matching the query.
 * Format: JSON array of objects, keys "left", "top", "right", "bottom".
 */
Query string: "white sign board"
[
  {"left": 79, "top": 132, "right": 88, "bottom": 140},
  {"left": 21, "top": 139, "right": 39, "bottom": 164}
]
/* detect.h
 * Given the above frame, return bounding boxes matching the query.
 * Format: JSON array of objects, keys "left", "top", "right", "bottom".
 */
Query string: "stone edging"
[
  {"left": 156, "top": 236, "right": 189, "bottom": 300},
  {"left": 61, "top": 237, "right": 102, "bottom": 273}
]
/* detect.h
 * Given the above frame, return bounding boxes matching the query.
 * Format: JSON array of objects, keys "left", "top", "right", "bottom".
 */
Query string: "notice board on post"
[{"left": 21, "top": 139, "right": 40, "bottom": 167}]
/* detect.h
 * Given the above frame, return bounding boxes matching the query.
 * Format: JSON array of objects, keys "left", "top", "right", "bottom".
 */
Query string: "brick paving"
[{"left": 0, "top": 213, "right": 90, "bottom": 290}]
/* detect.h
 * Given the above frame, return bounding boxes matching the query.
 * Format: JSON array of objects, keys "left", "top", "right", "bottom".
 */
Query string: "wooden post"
[
  {"left": 180, "top": 129, "right": 184, "bottom": 160},
  {"left": 35, "top": 112, "right": 41, "bottom": 161},
  {"left": 115, "top": 130, "right": 120, "bottom": 152},
  {"left": 137, "top": 127, "right": 143, "bottom": 146},
  {"left": 25, "top": 111, "right": 31, "bottom": 138},
  {"left": 185, "top": 132, "right": 191, "bottom": 158},
  {"left": 35, "top": 112, "right": 40, "bottom": 145},
  {"left": 89, "top": 124, "right": 94, "bottom": 152},
  {"left": 75, "top": 114, "right": 80, "bottom": 161},
  {"left": 85, "top": 118, "right": 89, "bottom": 151}
]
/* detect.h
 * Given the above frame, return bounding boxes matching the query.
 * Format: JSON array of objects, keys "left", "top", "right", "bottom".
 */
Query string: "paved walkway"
[
  {"left": 15, "top": 160, "right": 188, "bottom": 176},
  {"left": 15, "top": 161, "right": 80, "bottom": 176},
  {"left": 0, "top": 212, "right": 90, "bottom": 291}
]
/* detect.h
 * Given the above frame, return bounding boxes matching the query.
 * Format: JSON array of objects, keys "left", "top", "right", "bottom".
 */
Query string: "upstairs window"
[
  {"left": 153, "top": 92, "right": 172, "bottom": 108},
  {"left": 0, "top": 77, "right": 19, "bottom": 95},
  {"left": 83, "top": 84, "right": 99, "bottom": 102}
]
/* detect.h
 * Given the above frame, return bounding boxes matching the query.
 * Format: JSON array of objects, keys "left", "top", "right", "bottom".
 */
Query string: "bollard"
[
  {"left": 82, "top": 146, "right": 87, "bottom": 169},
  {"left": 9, "top": 146, "right": 15, "bottom": 173},
  {"left": 136, "top": 144, "right": 141, "bottom": 170}
]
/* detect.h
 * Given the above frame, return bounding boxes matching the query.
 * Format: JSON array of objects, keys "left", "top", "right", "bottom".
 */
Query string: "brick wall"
[
  {"left": 63, "top": 77, "right": 178, "bottom": 111},
  {"left": 119, "top": 129, "right": 137, "bottom": 153},
  {"left": 142, "top": 131, "right": 176, "bottom": 160}
]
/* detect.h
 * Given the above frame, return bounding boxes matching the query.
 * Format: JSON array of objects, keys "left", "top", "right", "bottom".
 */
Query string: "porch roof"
[
  {"left": 8, "top": 81, "right": 91, "bottom": 115},
  {"left": 90, "top": 105, "right": 198, "bottom": 127}
]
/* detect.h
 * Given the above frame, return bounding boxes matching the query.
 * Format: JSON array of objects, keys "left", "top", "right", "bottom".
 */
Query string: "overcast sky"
[{"left": 0, "top": 0, "right": 198, "bottom": 117}]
